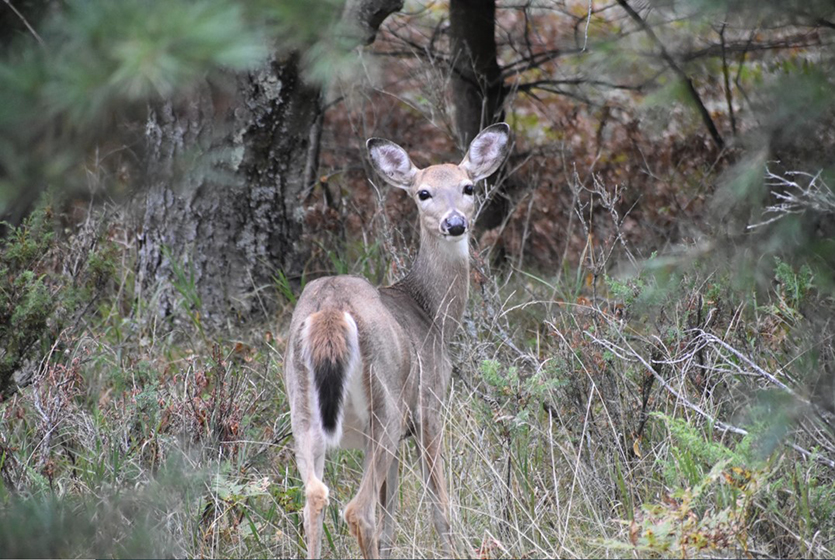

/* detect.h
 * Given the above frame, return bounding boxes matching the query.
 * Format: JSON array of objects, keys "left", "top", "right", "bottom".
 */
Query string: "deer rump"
[{"left": 299, "top": 308, "right": 363, "bottom": 447}]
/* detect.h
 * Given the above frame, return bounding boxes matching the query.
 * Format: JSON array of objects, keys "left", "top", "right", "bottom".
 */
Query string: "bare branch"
[
  {"left": 517, "top": 77, "right": 646, "bottom": 93},
  {"left": 748, "top": 168, "right": 835, "bottom": 230},
  {"left": 680, "top": 34, "right": 827, "bottom": 63},
  {"left": 3, "top": 0, "right": 44, "bottom": 48},
  {"left": 718, "top": 23, "right": 737, "bottom": 137}
]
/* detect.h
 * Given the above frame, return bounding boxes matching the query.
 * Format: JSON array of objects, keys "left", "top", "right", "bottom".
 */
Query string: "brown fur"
[
  {"left": 306, "top": 309, "right": 348, "bottom": 368},
  {"left": 416, "top": 163, "right": 462, "bottom": 185}
]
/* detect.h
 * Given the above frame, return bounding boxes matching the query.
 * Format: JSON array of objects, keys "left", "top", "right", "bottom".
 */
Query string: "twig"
[
  {"left": 681, "top": 34, "right": 826, "bottom": 63},
  {"left": 583, "top": 0, "right": 593, "bottom": 51},
  {"left": 517, "top": 78, "right": 645, "bottom": 93},
  {"left": 614, "top": 0, "right": 725, "bottom": 150},
  {"left": 3, "top": 0, "right": 45, "bottom": 48},
  {"left": 748, "top": 168, "right": 835, "bottom": 230}
]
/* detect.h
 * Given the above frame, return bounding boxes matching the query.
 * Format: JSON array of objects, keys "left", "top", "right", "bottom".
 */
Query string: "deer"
[{"left": 283, "top": 123, "right": 510, "bottom": 558}]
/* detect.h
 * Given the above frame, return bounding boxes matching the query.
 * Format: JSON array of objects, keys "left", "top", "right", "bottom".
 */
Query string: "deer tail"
[{"left": 301, "top": 309, "right": 360, "bottom": 446}]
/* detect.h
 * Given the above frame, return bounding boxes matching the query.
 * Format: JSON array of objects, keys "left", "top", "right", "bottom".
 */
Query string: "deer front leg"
[
  {"left": 344, "top": 410, "right": 400, "bottom": 559},
  {"left": 419, "top": 412, "right": 454, "bottom": 556}
]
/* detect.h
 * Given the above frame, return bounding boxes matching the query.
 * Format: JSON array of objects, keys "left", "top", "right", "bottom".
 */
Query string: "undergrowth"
[{"left": 0, "top": 193, "right": 833, "bottom": 559}]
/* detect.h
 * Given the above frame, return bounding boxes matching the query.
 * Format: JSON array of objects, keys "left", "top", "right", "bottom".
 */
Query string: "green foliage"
[
  {"left": 622, "top": 409, "right": 835, "bottom": 557},
  {"left": 274, "top": 237, "right": 388, "bottom": 306},
  {"left": 614, "top": 459, "right": 758, "bottom": 557},
  {"left": 41, "top": 0, "right": 267, "bottom": 122},
  {"left": 0, "top": 0, "right": 359, "bottom": 229},
  {"left": 0, "top": 203, "right": 117, "bottom": 398},
  {"left": 609, "top": 413, "right": 779, "bottom": 556},
  {"left": 480, "top": 358, "right": 566, "bottom": 434},
  {"left": 534, "top": 226, "right": 835, "bottom": 557},
  {"left": 605, "top": 274, "right": 646, "bottom": 306},
  {"left": 320, "top": 239, "right": 388, "bottom": 285},
  {"left": 244, "top": 0, "right": 345, "bottom": 50},
  {"left": 274, "top": 269, "right": 301, "bottom": 305},
  {"left": 481, "top": 359, "right": 516, "bottom": 393},
  {"left": 1, "top": 210, "right": 54, "bottom": 264},
  {"left": 773, "top": 257, "right": 814, "bottom": 310},
  {"left": 0, "top": 0, "right": 273, "bottom": 213},
  {"left": 481, "top": 358, "right": 566, "bottom": 401},
  {"left": 0, "top": 456, "right": 203, "bottom": 557},
  {"left": 653, "top": 413, "right": 756, "bottom": 486}
]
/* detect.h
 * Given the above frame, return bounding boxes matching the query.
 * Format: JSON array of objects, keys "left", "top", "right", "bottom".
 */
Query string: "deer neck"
[{"left": 397, "top": 228, "right": 470, "bottom": 339}]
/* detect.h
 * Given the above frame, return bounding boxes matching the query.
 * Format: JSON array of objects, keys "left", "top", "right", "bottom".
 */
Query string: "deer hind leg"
[
  {"left": 379, "top": 448, "right": 400, "bottom": 557},
  {"left": 344, "top": 408, "right": 400, "bottom": 559},
  {"left": 296, "top": 432, "right": 328, "bottom": 559},
  {"left": 419, "top": 413, "right": 454, "bottom": 556}
]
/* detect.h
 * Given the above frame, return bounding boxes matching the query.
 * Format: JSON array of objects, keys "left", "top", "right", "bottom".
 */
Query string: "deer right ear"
[{"left": 367, "top": 138, "right": 418, "bottom": 190}]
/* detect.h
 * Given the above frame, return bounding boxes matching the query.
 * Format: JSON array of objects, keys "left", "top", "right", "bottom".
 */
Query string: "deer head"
[{"left": 367, "top": 123, "right": 511, "bottom": 243}]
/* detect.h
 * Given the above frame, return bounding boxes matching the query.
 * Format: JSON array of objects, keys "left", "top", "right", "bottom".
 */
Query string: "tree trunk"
[
  {"left": 449, "top": 0, "right": 511, "bottom": 231},
  {"left": 449, "top": 0, "right": 505, "bottom": 147},
  {"left": 138, "top": 54, "right": 319, "bottom": 326}
]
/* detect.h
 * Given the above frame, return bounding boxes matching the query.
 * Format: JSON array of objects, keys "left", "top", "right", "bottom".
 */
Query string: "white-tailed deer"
[{"left": 283, "top": 123, "right": 510, "bottom": 558}]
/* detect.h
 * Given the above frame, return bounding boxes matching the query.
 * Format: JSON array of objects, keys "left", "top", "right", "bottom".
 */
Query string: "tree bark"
[
  {"left": 137, "top": 54, "right": 317, "bottom": 326},
  {"left": 137, "top": 1, "right": 404, "bottom": 327}
]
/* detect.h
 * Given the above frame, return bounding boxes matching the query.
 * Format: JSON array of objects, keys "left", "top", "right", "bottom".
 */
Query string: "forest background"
[{"left": 0, "top": 0, "right": 834, "bottom": 557}]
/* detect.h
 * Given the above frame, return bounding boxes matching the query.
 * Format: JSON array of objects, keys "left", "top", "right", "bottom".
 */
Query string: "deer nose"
[{"left": 441, "top": 213, "right": 467, "bottom": 237}]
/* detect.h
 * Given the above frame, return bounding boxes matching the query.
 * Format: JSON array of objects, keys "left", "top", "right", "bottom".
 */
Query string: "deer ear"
[
  {"left": 367, "top": 138, "right": 418, "bottom": 190},
  {"left": 460, "top": 123, "right": 511, "bottom": 182}
]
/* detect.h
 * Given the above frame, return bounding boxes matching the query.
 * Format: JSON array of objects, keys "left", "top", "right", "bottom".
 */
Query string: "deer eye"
[
  {"left": 417, "top": 190, "right": 432, "bottom": 201},
  {"left": 463, "top": 184, "right": 474, "bottom": 196}
]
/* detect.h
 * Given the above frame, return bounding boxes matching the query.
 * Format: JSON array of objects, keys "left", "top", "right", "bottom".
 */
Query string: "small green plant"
[
  {"left": 481, "top": 358, "right": 519, "bottom": 395},
  {"left": 317, "top": 239, "right": 387, "bottom": 285},
  {"left": 605, "top": 274, "right": 646, "bottom": 306},
  {"left": 610, "top": 459, "right": 759, "bottom": 557},
  {"left": 0, "top": 203, "right": 116, "bottom": 398},
  {"left": 653, "top": 413, "right": 761, "bottom": 488},
  {"left": 274, "top": 268, "right": 302, "bottom": 305},
  {"left": 0, "top": 464, "right": 192, "bottom": 557},
  {"left": 162, "top": 245, "right": 204, "bottom": 338},
  {"left": 773, "top": 257, "right": 814, "bottom": 310},
  {"left": 480, "top": 359, "right": 565, "bottom": 430}
]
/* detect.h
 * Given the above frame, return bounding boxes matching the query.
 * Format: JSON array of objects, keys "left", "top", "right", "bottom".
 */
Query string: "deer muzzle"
[{"left": 441, "top": 213, "right": 467, "bottom": 237}]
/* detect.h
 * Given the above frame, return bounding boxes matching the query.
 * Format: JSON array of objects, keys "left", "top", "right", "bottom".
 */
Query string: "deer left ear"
[{"left": 460, "top": 123, "right": 511, "bottom": 182}]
